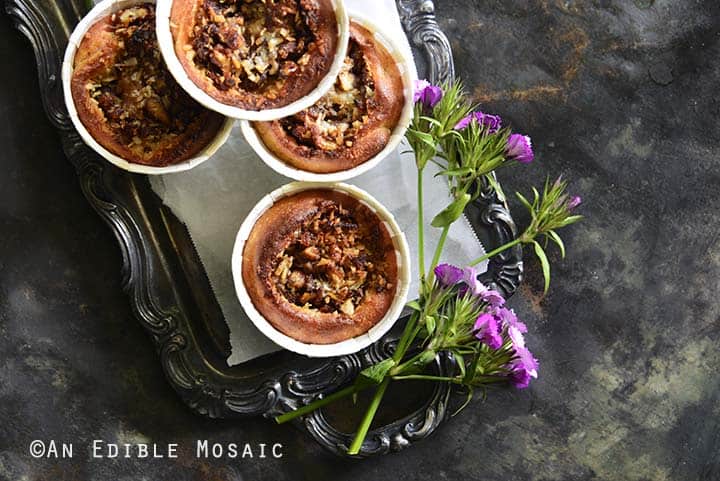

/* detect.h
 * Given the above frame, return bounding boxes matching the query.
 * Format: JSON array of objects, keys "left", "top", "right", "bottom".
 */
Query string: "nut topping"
[
  {"left": 270, "top": 200, "right": 390, "bottom": 314},
  {"left": 279, "top": 39, "right": 376, "bottom": 152},
  {"left": 190, "top": 0, "right": 316, "bottom": 95},
  {"left": 85, "top": 4, "right": 215, "bottom": 154}
]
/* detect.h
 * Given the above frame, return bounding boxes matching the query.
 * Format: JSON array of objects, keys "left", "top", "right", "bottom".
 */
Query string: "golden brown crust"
[
  {"left": 252, "top": 22, "right": 404, "bottom": 173},
  {"left": 71, "top": 4, "right": 224, "bottom": 167},
  {"left": 242, "top": 189, "right": 398, "bottom": 344},
  {"left": 170, "top": 0, "right": 339, "bottom": 110}
]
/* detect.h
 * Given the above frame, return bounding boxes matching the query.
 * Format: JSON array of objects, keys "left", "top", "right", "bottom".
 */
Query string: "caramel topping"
[
  {"left": 279, "top": 39, "right": 375, "bottom": 151},
  {"left": 271, "top": 200, "right": 390, "bottom": 314},
  {"left": 86, "top": 4, "right": 210, "bottom": 153}
]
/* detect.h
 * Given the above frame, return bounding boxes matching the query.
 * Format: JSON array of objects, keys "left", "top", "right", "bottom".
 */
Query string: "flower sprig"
[
  {"left": 406, "top": 80, "right": 473, "bottom": 171},
  {"left": 275, "top": 79, "right": 583, "bottom": 456},
  {"left": 470, "top": 176, "right": 583, "bottom": 293}
]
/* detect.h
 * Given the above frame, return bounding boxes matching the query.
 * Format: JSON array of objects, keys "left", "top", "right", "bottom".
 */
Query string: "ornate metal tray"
[{"left": 5, "top": 0, "right": 523, "bottom": 457}]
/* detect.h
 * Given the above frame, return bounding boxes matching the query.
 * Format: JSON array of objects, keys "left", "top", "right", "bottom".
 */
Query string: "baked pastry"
[
  {"left": 70, "top": 4, "right": 225, "bottom": 167},
  {"left": 170, "top": 0, "right": 340, "bottom": 110},
  {"left": 242, "top": 189, "right": 398, "bottom": 344},
  {"left": 252, "top": 21, "right": 404, "bottom": 173}
]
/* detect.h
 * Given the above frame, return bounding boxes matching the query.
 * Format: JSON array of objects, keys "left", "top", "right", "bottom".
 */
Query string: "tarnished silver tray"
[{"left": 5, "top": 0, "right": 523, "bottom": 457}]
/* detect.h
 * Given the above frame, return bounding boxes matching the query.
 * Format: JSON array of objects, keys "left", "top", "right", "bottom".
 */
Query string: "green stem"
[
  {"left": 275, "top": 384, "right": 362, "bottom": 424},
  {"left": 427, "top": 225, "right": 450, "bottom": 283},
  {"left": 469, "top": 237, "right": 522, "bottom": 266},
  {"left": 345, "top": 163, "right": 433, "bottom": 455},
  {"left": 347, "top": 377, "right": 390, "bottom": 455},
  {"left": 393, "top": 312, "right": 419, "bottom": 362},
  {"left": 390, "top": 350, "right": 427, "bottom": 376},
  {"left": 392, "top": 374, "right": 462, "bottom": 384},
  {"left": 346, "top": 306, "right": 423, "bottom": 455},
  {"left": 417, "top": 166, "right": 426, "bottom": 292}
]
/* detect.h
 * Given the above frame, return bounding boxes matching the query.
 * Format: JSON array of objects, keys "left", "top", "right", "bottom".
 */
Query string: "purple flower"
[
  {"left": 434, "top": 264, "right": 505, "bottom": 306},
  {"left": 568, "top": 195, "right": 582, "bottom": 209},
  {"left": 414, "top": 79, "right": 443, "bottom": 108},
  {"left": 509, "top": 365, "right": 532, "bottom": 388},
  {"left": 508, "top": 346, "right": 539, "bottom": 389},
  {"left": 512, "top": 346, "right": 539, "bottom": 378},
  {"left": 507, "top": 325, "right": 526, "bottom": 349},
  {"left": 473, "top": 313, "right": 503, "bottom": 349},
  {"left": 480, "top": 289, "right": 505, "bottom": 307},
  {"left": 434, "top": 263, "right": 463, "bottom": 287},
  {"left": 455, "top": 266, "right": 506, "bottom": 305},
  {"left": 459, "top": 266, "right": 487, "bottom": 298},
  {"left": 413, "top": 79, "right": 430, "bottom": 101},
  {"left": 493, "top": 307, "right": 527, "bottom": 332},
  {"left": 460, "top": 266, "right": 482, "bottom": 295},
  {"left": 454, "top": 111, "right": 503, "bottom": 134},
  {"left": 506, "top": 134, "right": 534, "bottom": 164}
]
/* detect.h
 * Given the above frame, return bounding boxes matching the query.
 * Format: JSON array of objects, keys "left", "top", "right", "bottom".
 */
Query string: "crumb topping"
[
  {"left": 189, "top": 0, "right": 318, "bottom": 98},
  {"left": 271, "top": 200, "right": 391, "bottom": 315},
  {"left": 279, "top": 39, "right": 374, "bottom": 151},
  {"left": 85, "top": 4, "right": 212, "bottom": 154}
]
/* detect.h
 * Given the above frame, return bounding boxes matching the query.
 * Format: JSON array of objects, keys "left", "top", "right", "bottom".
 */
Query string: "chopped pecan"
[
  {"left": 280, "top": 39, "right": 375, "bottom": 151},
  {"left": 270, "top": 200, "right": 389, "bottom": 314},
  {"left": 190, "top": 0, "right": 316, "bottom": 92},
  {"left": 85, "top": 4, "right": 210, "bottom": 148}
]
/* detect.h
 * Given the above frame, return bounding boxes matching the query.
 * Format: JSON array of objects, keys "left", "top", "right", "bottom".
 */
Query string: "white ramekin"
[
  {"left": 239, "top": 13, "right": 417, "bottom": 182},
  {"left": 231, "top": 181, "right": 411, "bottom": 357},
  {"left": 62, "top": 0, "right": 234, "bottom": 175},
  {"left": 155, "top": 0, "right": 350, "bottom": 121}
]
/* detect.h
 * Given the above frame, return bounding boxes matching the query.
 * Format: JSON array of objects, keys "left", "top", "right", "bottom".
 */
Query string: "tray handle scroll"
[{"left": 397, "top": 0, "right": 454, "bottom": 84}]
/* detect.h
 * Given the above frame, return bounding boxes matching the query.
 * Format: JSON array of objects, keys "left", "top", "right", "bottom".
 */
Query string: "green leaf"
[
  {"left": 486, "top": 174, "right": 506, "bottom": 202},
  {"left": 466, "top": 350, "right": 482, "bottom": 383},
  {"left": 560, "top": 214, "right": 584, "bottom": 226},
  {"left": 532, "top": 241, "right": 551, "bottom": 294},
  {"left": 431, "top": 192, "right": 471, "bottom": 228},
  {"left": 356, "top": 359, "right": 396, "bottom": 387},
  {"left": 413, "top": 131, "right": 437, "bottom": 148},
  {"left": 454, "top": 351, "right": 466, "bottom": 379},
  {"left": 419, "top": 115, "right": 443, "bottom": 127},
  {"left": 406, "top": 300, "right": 422, "bottom": 312},
  {"left": 547, "top": 230, "right": 566, "bottom": 258},
  {"left": 425, "top": 315, "right": 436, "bottom": 336},
  {"left": 452, "top": 386, "right": 474, "bottom": 417},
  {"left": 436, "top": 166, "right": 473, "bottom": 177},
  {"left": 515, "top": 191, "right": 534, "bottom": 213}
]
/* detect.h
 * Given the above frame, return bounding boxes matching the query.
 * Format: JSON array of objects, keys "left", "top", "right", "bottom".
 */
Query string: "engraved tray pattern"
[{"left": 5, "top": 0, "right": 523, "bottom": 457}]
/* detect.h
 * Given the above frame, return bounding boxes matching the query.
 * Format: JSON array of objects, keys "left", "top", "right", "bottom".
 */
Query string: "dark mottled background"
[{"left": 1, "top": 0, "right": 719, "bottom": 479}]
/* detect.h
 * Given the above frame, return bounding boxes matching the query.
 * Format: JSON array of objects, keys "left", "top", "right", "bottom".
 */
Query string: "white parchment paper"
[{"left": 149, "top": 0, "right": 487, "bottom": 365}]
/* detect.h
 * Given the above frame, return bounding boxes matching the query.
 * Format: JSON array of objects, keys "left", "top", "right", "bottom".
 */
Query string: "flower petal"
[
  {"left": 506, "top": 134, "right": 534, "bottom": 163},
  {"left": 508, "top": 325, "right": 526, "bottom": 350},
  {"left": 422, "top": 85, "right": 443, "bottom": 108},
  {"left": 509, "top": 366, "right": 532, "bottom": 388},
  {"left": 413, "top": 79, "right": 430, "bottom": 103},
  {"left": 481, "top": 289, "right": 505, "bottom": 307},
  {"left": 513, "top": 347, "right": 539, "bottom": 378},
  {"left": 494, "top": 307, "right": 527, "bottom": 332},
  {"left": 473, "top": 313, "right": 503, "bottom": 349},
  {"left": 460, "top": 266, "right": 486, "bottom": 296},
  {"left": 453, "top": 111, "right": 503, "bottom": 133},
  {"left": 434, "top": 263, "right": 463, "bottom": 286}
]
